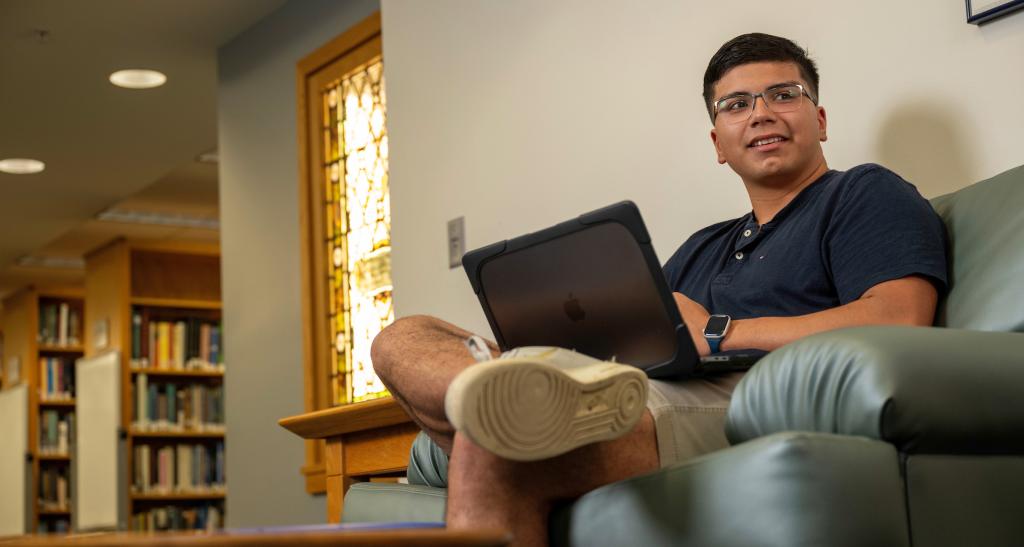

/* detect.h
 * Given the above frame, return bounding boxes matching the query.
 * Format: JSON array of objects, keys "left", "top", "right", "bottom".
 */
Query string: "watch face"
[{"left": 704, "top": 315, "right": 730, "bottom": 337}]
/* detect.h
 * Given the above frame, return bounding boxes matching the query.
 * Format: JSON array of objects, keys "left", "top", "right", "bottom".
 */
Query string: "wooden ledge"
[
  {"left": 0, "top": 528, "right": 511, "bottom": 546},
  {"left": 279, "top": 397, "right": 411, "bottom": 439}
]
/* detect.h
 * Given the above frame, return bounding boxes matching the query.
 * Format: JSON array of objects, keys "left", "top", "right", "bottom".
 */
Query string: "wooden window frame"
[{"left": 296, "top": 12, "right": 384, "bottom": 494}]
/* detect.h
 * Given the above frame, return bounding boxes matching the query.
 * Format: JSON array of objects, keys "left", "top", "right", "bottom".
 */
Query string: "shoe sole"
[{"left": 445, "top": 358, "right": 648, "bottom": 461}]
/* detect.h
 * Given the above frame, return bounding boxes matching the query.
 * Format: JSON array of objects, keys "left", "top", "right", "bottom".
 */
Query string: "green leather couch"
[{"left": 342, "top": 164, "right": 1024, "bottom": 547}]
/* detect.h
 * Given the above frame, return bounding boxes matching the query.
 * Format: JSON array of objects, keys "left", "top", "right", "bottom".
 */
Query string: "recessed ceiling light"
[
  {"left": 0, "top": 158, "right": 45, "bottom": 174},
  {"left": 16, "top": 255, "right": 85, "bottom": 270},
  {"left": 96, "top": 208, "right": 219, "bottom": 230},
  {"left": 196, "top": 149, "right": 219, "bottom": 164},
  {"left": 109, "top": 69, "right": 167, "bottom": 89}
]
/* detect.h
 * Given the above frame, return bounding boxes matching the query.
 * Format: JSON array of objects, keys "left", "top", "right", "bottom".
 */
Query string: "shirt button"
[
  {"left": 743, "top": 229, "right": 752, "bottom": 237},
  {"left": 735, "top": 252, "right": 744, "bottom": 260}
]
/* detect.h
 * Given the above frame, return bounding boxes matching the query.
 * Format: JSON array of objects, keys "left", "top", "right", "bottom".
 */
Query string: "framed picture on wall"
[{"left": 967, "top": 0, "right": 1024, "bottom": 23}]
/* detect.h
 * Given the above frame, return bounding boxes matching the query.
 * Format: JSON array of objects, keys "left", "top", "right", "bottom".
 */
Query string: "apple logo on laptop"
[{"left": 564, "top": 293, "right": 586, "bottom": 322}]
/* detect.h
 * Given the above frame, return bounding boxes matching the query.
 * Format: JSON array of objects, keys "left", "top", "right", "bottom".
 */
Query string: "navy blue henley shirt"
[{"left": 662, "top": 164, "right": 949, "bottom": 320}]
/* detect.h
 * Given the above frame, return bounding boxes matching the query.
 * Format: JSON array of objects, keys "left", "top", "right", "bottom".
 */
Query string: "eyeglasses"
[{"left": 713, "top": 83, "right": 816, "bottom": 125}]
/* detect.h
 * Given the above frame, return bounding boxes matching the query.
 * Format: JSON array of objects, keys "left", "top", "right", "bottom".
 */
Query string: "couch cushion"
[
  {"left": 550, "top": 432, "right": 909, "bottom": 547},
  {"left": 930, "top": 164, "right": 1024, "bottom": 331},
  {"left": 340, "top": 482, "right": 447, "bottom": 524},
  {"left": 906, "top": 454, "right": 1024, "bottom": 547}
]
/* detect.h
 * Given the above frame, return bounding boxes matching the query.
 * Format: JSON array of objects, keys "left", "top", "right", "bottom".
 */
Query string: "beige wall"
[
  {"left": 381, "top": 0, "right": 1024, "bottom": 335},
  {"left": 218, "top": 0, "right": 379, "bottom": 527}
]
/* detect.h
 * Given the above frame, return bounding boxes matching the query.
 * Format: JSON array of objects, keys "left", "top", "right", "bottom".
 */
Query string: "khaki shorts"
[{"left": 645, "top": 372, "right": 746, "bottom": 467}]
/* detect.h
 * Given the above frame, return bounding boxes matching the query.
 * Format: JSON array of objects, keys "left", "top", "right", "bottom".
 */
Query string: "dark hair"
[{"left": 702, "top": 33, "right": 819, "bottom": 121}]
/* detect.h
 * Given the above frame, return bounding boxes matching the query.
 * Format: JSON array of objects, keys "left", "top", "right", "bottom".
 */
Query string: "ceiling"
[{"left": 0, "top": 0, "right": 287, "bottom": 298}]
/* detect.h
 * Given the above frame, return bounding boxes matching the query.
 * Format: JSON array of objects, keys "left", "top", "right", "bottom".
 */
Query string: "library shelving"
[
  {"left": 84, "top": 240, "right": 225, "bottom": 532},
  {"left": 1, "top": 286, "right": 85, "bottom": 534}
]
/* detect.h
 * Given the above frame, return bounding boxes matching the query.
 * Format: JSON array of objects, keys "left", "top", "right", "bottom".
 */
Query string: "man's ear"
[
  {"left": 710, "top": 128, "right": 727, "bottom": 164},
  {"left": 817, "top": 105, "right": 828, "bottom": 142}
]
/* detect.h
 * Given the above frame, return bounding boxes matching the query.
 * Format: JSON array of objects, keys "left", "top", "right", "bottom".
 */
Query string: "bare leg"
[
  {"left": 371, "top": 315, "right": 498, "bottom": 453},
  {"left": 371, "top": 314, "right": 660, "bottom": 545},
  {"left": 447, "top": 413, "right": 659, "bottom": 546}
]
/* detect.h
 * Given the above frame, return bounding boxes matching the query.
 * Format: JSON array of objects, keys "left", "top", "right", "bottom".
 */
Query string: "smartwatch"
[{"left": 703, "top": 314, "right": 732, "bottom": 354}]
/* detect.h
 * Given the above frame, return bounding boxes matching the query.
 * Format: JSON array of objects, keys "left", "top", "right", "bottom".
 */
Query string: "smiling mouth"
[{"left": 748, "top": 136, "right": 787, "bottom": 148}]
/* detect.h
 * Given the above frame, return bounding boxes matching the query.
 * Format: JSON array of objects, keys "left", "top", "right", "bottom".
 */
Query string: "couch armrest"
[{"left": 725, "top": 326, "right": 1024, "bottom": 454}]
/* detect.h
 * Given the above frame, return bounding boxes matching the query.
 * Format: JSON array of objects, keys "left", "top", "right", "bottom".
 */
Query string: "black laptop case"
[{"left": 462, "top": 201, "right": 702, "bottom": 378}]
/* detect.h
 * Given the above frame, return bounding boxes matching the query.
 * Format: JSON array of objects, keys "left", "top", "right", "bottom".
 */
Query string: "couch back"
[{"left": 930, "top": 164, "right": 1024, "bottom": 332}]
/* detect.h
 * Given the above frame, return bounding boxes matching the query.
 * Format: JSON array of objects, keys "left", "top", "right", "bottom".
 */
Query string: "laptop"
[{"left": 461, "top": 200, "right": 764, "bottom": 379}]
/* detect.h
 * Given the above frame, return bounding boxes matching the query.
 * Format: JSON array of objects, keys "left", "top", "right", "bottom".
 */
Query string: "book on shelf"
[
  {"left": 131, "top": 504, "right": 221, "bottom": 532},
  {"left": 132, "top": 374, "right": 224, "bottom": 432},
  {"left": 37, "top": 302, "right": 82, "bottom": 347},
  {"left": 38, "top": 356, "right": 75, "bottom": 401},
  {"left": 37, "top": 519, "right": 70, "bottom": 534},
  {"left": 39, "top": 410, "right": 74, "bottom": 456},
  {"left": 38, "top": 466, "right": 70, "bottom": 511},
  {"left": 132, "top": 442, "right": 226, "bottom": 495},
  {"left": 130, "top": 311, "right": 224, "bottom": 371}
]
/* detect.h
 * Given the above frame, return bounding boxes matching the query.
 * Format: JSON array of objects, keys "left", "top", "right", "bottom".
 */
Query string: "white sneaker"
[{"left": 444, "top": 346, "right": 648, "bottom": 461}]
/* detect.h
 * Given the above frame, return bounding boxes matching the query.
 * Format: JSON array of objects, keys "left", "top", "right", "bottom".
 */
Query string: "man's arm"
[{"left": 674, "top": 275, "right": 939, "bottom": 356}]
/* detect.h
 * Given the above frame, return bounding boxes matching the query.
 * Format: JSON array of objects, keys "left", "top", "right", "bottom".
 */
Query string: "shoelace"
[{"left": 464, "top": 335, "right": 494, "bottom": 363}]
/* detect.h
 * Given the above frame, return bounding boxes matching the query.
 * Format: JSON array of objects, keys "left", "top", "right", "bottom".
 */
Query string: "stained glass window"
[{"left": 322, "top": 59, "right": 392, "bottom": 405}]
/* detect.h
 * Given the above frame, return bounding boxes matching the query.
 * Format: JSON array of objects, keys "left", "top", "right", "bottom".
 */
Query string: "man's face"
[{"left": 709, "top": 61, "right": 827, "bottom": 186}]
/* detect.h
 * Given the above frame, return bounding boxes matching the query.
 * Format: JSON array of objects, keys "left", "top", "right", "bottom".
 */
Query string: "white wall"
[
  {"left": 218, "top": 0, "right": 379, "bottom": 527},
  {"left": 381, "top": 0, "right": 1024, "bottom": 335}
]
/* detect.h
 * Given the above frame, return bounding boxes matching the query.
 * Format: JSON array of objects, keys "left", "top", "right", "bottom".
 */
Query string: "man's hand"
[{"left": 672, "top": 292, "right": 712, "bottom": 357}]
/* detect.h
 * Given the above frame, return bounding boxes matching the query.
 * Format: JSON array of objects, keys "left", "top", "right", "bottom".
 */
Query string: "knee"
[
  {"left": 370, "top": 314, "right": 442, "bottom": 380},
  {"left": 636, "top": 409, "right": 656, "bottom": 437}
]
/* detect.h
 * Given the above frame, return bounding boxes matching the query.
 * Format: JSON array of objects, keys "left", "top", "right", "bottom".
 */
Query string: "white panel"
[
  {"left": 75, "top": 352, "right": 121, "bottom": 531},
  {"left": 0, "top": 384, "right": 28, "bottom": 535}
]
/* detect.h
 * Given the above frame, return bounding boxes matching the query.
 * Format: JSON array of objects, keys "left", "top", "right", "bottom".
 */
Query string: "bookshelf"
[
  {"left": 84, "top": 240, "right": 225, "bottom": 532},
  {"left": 1, "top": 286, "right": 85, "bottom": 534}
]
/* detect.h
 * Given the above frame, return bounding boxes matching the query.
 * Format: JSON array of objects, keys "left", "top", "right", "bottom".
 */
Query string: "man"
[{"left": 371, "top": 33, "right": 947, "bottom": 546}]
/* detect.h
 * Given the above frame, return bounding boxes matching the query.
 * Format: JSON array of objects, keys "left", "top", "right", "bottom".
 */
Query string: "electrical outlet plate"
[{"left": 448, "top": 217, "right": 465, "bottom": 269}]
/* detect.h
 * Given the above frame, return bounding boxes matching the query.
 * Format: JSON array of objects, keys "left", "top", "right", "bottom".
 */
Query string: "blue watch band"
[{"left": 706, "top": 336, "right": 722, "bottom": 354}]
